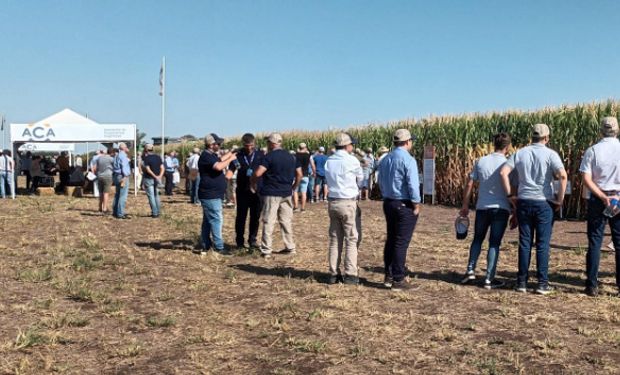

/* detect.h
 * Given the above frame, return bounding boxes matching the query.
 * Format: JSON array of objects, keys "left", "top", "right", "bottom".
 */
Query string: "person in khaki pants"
[
  {"left": 252, "top": 133, "right": 302, "bottom": 258},
  {"left": 324, "top": 133, "right": 364, "bottom": 285}
]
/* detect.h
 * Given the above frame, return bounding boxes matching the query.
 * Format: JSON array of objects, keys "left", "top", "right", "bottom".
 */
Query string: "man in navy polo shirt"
[
  {"left": 229, "top": 133, "right": 265, "bottom": 250},
  {"left": 195, "top": 133, "right": 238, "bottom": 254},
  {"left": 252, "top": 133, "right": 302, "bottom": 258}
]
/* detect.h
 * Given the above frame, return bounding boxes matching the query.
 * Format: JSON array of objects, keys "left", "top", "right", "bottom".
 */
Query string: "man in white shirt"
[
  {"left": 579, "top": 116, "right": 620, "bottom": 297},
  {"left": 0, "top": 149, "right": 16, "bottom": 199},
  {"left": 324, "top": 133, "right": 364, "bottom": 285},
  {"left": 187, "top": 147, "right": 201, "bottom": 204}
]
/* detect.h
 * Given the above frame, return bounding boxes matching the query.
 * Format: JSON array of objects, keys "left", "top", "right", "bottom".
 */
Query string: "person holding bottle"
[{"left": 579, "top": 116, "right": 620, "bottom": 297}]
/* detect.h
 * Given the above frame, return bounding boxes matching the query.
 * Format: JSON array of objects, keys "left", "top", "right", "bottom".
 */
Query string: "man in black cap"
[{"left": 195, "top": 133, "right": 237, "bottom": 254}]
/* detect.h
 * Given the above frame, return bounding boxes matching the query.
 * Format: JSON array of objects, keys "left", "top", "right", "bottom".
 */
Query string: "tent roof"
[{"left": 32, "top": 108, "right": 99, "bottom": 127}]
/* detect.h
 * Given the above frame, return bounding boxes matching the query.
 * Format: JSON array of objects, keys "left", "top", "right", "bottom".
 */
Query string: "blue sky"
[{"left": 1, "top": 0, "right": 619, "bottom": 142}]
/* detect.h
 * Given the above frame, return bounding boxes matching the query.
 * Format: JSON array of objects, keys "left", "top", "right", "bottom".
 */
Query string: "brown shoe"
[{"left": 391, "top": 280, "right": 418, "bottom": 291}]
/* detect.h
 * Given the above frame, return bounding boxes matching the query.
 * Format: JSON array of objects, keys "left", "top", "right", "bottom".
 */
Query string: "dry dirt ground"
[{"left": 1, "top": 186, "right": 619, "bottom": 374}]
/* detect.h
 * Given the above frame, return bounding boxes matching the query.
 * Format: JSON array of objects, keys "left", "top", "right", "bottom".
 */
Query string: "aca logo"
[{"left": 22, "top": 123, "right": 56, "bottom": 141}]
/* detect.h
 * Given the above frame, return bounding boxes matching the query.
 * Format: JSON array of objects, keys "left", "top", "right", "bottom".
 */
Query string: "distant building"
[{"left": 152, "top": 136, "right": 180, "bottom": 146}]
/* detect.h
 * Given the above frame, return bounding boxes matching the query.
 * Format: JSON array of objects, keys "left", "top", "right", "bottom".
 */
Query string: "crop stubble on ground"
[{"left": 0, "top": 192, "right": 619, "bottom": 374}]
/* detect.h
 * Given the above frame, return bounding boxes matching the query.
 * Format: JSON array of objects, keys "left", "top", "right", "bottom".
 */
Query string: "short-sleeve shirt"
[
  {"left": 260, "top": 149, "right": 299, "bottom": 197},
  {"left": 95, "top": 155, "right": 114, "bottom": 178},
  {"left": 198, "top": 150, "right": 227, "bottom": 199},
  {"left": 296, "top": 152, "right": 311, "bottom": 177},
  {"left": 579, "top": 137, "right": 620, "bottom": 191},
  {"left": 142, "top": 154, "right": 163, "bottom": 180},
  {"left": 313, "top": 154, "right": 328, "bottom": 176},
  {"left": 230, "top": 149, "right": 265, "bottom": 192},
  {"left": 470, "top": 153, "right": 511, "bottom": 211},
  {"left": 505, "top": 143, "right": 565, "bottom": 201}
]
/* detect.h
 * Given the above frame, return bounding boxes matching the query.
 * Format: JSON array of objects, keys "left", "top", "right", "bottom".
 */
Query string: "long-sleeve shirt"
[
  {"left": 324, "top": 150, "right": 364, "bottom": 199},
  {"left": 113, "top": 150, "right": 131, "bottom": 177},
  {"left": 378, "top": 147, "right": 421, "bottom": 203}
]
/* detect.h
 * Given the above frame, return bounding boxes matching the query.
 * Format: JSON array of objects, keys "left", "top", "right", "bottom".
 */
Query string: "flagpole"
[
  {"left": 160, "top": 56, "right": 166, "bottom": 160},
  {"left": 1, "top": 114, "right": 5, "bottom": 151}
]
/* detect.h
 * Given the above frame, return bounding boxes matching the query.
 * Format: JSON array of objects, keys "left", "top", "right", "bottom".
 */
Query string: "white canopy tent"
[{"left": 9, "top": 108, "right": 138, "bottom": 195}]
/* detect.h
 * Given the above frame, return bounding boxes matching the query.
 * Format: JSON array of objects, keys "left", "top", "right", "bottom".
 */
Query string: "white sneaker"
[{"left": 461, "top": 271, "right": 475, "bottom": 284}]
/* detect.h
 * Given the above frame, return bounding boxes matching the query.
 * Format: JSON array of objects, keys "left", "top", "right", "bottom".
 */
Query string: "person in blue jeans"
[
  {"left": 579, "top": 116, "right": 620, "bottom": 297},
  {"left": 500, "top": 123, "right": 567, "bottom": 295},
  {"left": 112, "top": 143, "right": 132, "bottom": 219},
  {"left": 141, "top": 144, "right": 164, "bottom": 218},
  {"left": 195, "top": 133, "right": 237, "bottom": 254},
  {"left": 313, "top": 147, "right": 328, "bottom": 202},
  {"left": 460, "top": 133, "right": 513, "bottom": 289}
]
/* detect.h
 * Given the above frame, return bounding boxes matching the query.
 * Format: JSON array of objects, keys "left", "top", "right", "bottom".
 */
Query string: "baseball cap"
[
  {"left": 318, "top": 146, "right": 325, "bottom": 152},
  {"left": 334, "top": 133, "right": 358, "bottom": 147},
  {"left": 378, "top": 146, "right": 389, "bottom": 154},
  {"left": 204, "top": 133, "right": 224, "bottom": 145},
  {"left": 298, "top": 142, "right": 307, "bottom": 150},
  {"left": 366, "top": 147, "right": 373, "bottom": 153},
  {"left": 192, "top": 147, "right": 200, "bottom": 154},
  {"left": 393, "top": 129, "right": 412, "bottom": 142},
  {"left": 265, "top": 133, "right": 283, "bottom": 144},
  {"left": 145, "top": 143, "right": 154, "bottom": 151},
  {"left": 455, "top": 215, "right": 470, "bottom": 240},
  {"left": 601, "top": 117, "right": 619, "bottom": 132},
  {"left": 532, "top": 123, "right": 550, "bottom": 138}
]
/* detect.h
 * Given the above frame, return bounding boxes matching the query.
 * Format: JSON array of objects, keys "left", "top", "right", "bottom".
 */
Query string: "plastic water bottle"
[{"left": 603, "top": 198, "right": 620, "bottom": 218}]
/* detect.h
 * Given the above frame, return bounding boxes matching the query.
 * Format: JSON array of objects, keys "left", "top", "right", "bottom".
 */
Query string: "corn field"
[{"left": 164, "top": 100, "right": 620, "bottom": 218}]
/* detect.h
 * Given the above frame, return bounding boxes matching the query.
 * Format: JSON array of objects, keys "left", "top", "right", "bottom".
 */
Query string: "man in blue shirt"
[
  {"left": 228, "top": 133, "right": 265, "bottom": 249},
  {"left": 141, "top": 144, "right": 164, "bottom": 218},
  {"left": 378, "top": 129, "right": 421, "bottom": 291},
  {"left": 252, "top": 133, "right": 302, "bottom": 258},
  {"left": 112, "top": 142, "right": 132, "bottom": 219},
  {"left": 196, "top": 133, "right": 237, "bottom": 254},
  {"left": 313, "top": 147, "right": 328, "bottom": 202}
]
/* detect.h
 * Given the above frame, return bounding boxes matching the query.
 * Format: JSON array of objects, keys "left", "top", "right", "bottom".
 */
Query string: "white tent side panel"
[{"left": 10, "top": 123, "right": 135, "bottom": 143}]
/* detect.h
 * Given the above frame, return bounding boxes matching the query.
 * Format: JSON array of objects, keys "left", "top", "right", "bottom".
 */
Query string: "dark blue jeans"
[
  {"left": 190, "top": 175, "right": 200, "bottom": 204},
  {"left": 466, "top": 208, "right": 510, "bottom": 280},
  {"left": 586, "top": 197, "right": 620, "bottom": 289},
  {"left": 383, "top": 199, "right": 419, "bottom": 282},
  {"left": 516, "top": 200, "right": 555, "bottom": 286}
]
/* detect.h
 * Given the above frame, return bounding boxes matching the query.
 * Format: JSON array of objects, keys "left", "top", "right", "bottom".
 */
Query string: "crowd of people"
[
  {"left": 175, "top": 120, "right": 619, "bottom": 296},
  {"left": 2, "top": 118, "right": 619, "bottom": 297}
]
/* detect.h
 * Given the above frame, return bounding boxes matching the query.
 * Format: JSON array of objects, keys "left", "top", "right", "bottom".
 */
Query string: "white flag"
[{"left": 159, "top": 61, "right": 165, "bottom": 96}]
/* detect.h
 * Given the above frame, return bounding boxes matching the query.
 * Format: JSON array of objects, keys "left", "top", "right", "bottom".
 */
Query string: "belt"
[
  {"left": 602, "top": 190, "right": 619, "bottom": 196},
  {"left": 327, "top": 197, "right": 357, "bottom": 201}
]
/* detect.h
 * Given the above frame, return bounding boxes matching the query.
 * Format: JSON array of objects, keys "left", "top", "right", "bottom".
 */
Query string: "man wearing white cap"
[
  {"left": 324, "top": 133, "right": 364, "bottom": 284},
  {"left": 252, "top": 133, "right": 302, "bottom": 258},
  {"left": 378, "top": 129, "right": 421, "bottom": 291},
  {"left": 580, "top": 116, "right": 620, "bottom": 297},
  {"left": 500, "top": 123, "right": 567, "bottom": 295},
  {"left": 196, "top": 133, "right": 237, "bottom": 254}
]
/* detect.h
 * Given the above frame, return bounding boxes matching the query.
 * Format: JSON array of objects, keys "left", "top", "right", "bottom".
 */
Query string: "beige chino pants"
[
  {"left": 328, "top": 199, "right": 362, "bottom": 277},
  {"left": 260, "top": 195, "right": 296, "bottom": 254}
]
